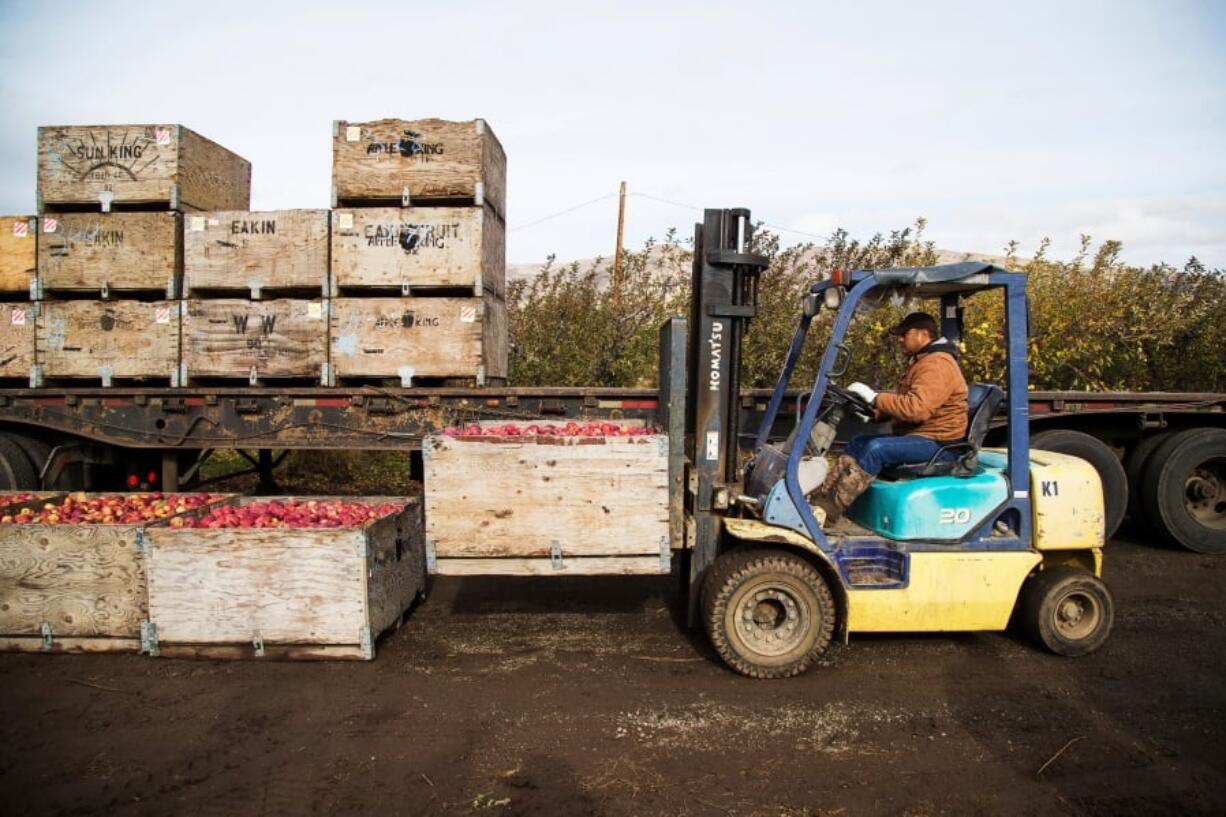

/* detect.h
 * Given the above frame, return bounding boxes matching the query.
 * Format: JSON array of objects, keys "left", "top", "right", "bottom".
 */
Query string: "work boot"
[{"left": 813, "top": 456, "right": 875, "bottom": 525}]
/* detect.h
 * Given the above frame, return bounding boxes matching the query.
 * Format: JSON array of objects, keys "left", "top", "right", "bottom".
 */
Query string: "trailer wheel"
[
  {"left": 1031, "top": 429, "right": 1127, "bottom": 540},
  {"left": 701, "top": 548, "right": 835, "bottom": 679},
  {"left": 1139, "top": 428, "right": 1226, "bottom": 554},
  {"left": 1124, "top": 431, "right": 1173, "bottom": 532},
  {"left": 1019, "top": 565, "right": 1114, "bottom": 656},
  {"left": 0, "top": 433, "right": 38, "bottom": 490}
]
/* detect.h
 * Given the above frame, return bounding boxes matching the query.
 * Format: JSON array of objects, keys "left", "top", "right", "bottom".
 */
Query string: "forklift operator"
[{"left": 815, "top": 311, "right": 969, "bottom": 521}]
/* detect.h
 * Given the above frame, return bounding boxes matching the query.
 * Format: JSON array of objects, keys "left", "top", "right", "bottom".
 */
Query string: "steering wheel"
[{"left": 826, "top": 383, "right": 876, "bottom": 419}]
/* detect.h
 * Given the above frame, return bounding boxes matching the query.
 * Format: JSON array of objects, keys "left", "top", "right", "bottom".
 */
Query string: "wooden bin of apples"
[
  {"left": 0, "top": 492, "right": 424, "bottom": 660},
  {"left": 141, "top": 496, "right": 424, "bottom": 661},
  {"left": 0, "top": 491, "right": 229, "bottom": 654},
  {"left": 424, "top": 421, "right": 672, "bottom": 576}
]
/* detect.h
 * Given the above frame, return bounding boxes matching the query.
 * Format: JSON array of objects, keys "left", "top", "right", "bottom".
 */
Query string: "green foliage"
[{"left": 509, "top": 222, "right": 1226, "bottom": 393}]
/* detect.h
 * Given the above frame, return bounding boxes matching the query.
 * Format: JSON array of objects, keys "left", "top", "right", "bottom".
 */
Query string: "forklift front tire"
[
  {"left": 1020, "top": 566, "right": 1114, "bottom": 657},
  {"left": 702, "top": 548, "right": 835, "bottom": 679}
]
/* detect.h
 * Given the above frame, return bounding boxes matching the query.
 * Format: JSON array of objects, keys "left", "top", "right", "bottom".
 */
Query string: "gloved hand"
[{"left": 847, "top": 382, "right": 878, "bottom": 406}]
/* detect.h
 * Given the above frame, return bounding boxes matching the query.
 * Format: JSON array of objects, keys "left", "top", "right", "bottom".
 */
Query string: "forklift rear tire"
[
  {"left": 1019, "top": 565, "right": 1114, "bottom": 657},
  {"left": 701, "top": 548, "right": 835, "bottom": 679}
]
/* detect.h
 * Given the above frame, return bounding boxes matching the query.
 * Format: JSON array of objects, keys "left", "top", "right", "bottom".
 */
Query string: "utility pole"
[{"left": 613, "top": 181, "right": 627, "bottom": 308}]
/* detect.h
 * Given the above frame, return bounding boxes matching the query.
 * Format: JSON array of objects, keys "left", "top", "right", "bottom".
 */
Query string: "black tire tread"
[
  {"left": 1139, "top": 427, "right": 1226, "bottom": 553},
  {"left": 1019, "top": 565, "right": 1114, "bottom": 657},
  {"left": 702, "top": 548, "right": 835, "bottom": 679},
  {"left": 0, "top": 434, "right": 38, "bottom": 491},
  {"left": 1124, "top": 431, "right": 1173, "bottom": 530}
]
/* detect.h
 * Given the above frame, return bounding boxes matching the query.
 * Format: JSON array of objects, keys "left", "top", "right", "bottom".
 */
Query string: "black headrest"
[{"left": 967, "top": 384, "right": 1004, "bottom": 447}]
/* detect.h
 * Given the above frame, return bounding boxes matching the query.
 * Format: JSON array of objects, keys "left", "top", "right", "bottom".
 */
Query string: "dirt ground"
[{"left": 2, "top": 529, "right": 1223, "bottom": 817}]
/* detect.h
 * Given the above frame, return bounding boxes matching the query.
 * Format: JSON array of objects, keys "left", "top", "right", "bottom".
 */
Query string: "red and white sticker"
[
  {"left": 10, "top": 307, "right": 26, "bottom": 326},
  {"left": 154, "top": 306, "right": 172, "bottom": 325},
  {"left": 11, "top": 221, "right": 28, "bottom": 238},
  {"left": 459, "top": 306, "right": 477, "bottom": 323},
  {"left": 42, "top": 218, "right": 58, "bottom": 233},
  {"left": 155, "top": 127, "right": 172, "bottom": 146}
]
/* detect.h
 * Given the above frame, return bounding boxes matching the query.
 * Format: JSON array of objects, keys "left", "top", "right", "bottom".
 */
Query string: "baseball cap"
[{"left": 888, "top": 312, "right": 939, "bottom": 337}]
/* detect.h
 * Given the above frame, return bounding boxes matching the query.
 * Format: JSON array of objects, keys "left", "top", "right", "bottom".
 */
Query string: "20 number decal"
[{"left": 940, "top": 508, "right": 972, "bottom": 525}]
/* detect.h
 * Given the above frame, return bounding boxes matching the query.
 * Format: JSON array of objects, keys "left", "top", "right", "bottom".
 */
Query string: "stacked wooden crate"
[
  {"left": 328, "top": 118, "right": 507, "bottom": 386},
  {"left": 0, "top": 216, "right": 37, "bottom": 383},
  {"left": 32, "top": 125, "right": 251, "bottom": 386},
  {"left": 181, "top": 210, "right": 329, "bottom": 384}
]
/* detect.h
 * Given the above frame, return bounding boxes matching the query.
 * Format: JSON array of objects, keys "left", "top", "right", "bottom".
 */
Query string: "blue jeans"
[{"left": 845, "top": 434, "right": 954, "bottom": 476}]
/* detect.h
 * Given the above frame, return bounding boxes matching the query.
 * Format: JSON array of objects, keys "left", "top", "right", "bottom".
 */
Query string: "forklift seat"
[{"left": 878, "top": 383, "right": 1004, "bottom": 480}]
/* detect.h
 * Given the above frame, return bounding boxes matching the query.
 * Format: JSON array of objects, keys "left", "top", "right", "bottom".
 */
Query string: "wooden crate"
[
  {"left": 37, "top": 124, "right": 251, "bottom": 212},
  {"left": 184, "top": 209, "right": 330, "bottom": 297},
  {"left": 0, "top": 492, "right": 233, "bottom": 654},
  {"left": 35, "top": 300, "right": 181, "bottom": 385},
  {"left": 332, "top": 118, "right": 506, "bottom": 217},
  {"left": 37, "top": 212, "right": 182, "bottom": 297},
  {"left": 330, "top": 206, "right": 504, "bottom": 296},
  {"left": 142, "top": 497, "right": 424, "bottom": 660},
  {"left": 182, "top": 299, "right": 327, "bottom": 383},
  {"left": 328, "top": 295, "right": 507, "bottom": 386},
  {"left": 1, "top": 216, "right": 37, "bottom": 294},
  {"left": 0, "top": 303, "right": 36, "bottom": 381},
  {"left": 423, "top": 433, "right": 670, "bottom": 576}
]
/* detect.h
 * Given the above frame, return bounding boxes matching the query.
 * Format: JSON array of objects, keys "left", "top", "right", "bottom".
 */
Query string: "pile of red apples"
[
  {"left": 179, "top": 499, "right": 401, "bottom": 529},
  {"left": 0, "top": 493, "right": 216, "bottom": 525},
  {"left": 443, "top": 422, "right": 657, "bottom": 438}
]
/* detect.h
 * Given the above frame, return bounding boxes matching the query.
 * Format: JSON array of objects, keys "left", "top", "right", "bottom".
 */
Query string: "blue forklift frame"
[{"left": 750, "top": 263, "right": 1033, "bottom": 553}]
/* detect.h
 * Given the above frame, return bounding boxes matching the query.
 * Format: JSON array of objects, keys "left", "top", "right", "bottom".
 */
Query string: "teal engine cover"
[{"left": 847, "top": 452, "right": 1009, "bottom": 541}]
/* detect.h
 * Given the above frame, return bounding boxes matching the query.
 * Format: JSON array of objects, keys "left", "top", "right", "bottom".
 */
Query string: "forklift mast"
[{"left": 685, "top": 208, "right": 769, "bottom": 615}]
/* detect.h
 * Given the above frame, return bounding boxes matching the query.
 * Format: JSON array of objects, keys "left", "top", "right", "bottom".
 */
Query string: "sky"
[{"left": 1, "top": 1, "right": 1224, "bottom": 268}]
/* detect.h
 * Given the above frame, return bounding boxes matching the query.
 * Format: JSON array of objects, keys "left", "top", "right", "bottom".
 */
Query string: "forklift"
[{"left": 685, "top": 208, "right": 1114, "bottom": 679}]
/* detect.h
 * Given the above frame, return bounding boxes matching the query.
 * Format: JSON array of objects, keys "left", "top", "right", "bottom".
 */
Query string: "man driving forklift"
[{"left": 815, "top": 311, "right": 970, "bottom": 521}]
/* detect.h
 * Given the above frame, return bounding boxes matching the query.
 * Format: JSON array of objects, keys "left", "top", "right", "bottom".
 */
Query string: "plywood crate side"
[
  {"left": 332, "top": 118, "right": 506, "bottom": 217},
  {"left": 0, "top": 521, "right": 148, "bottom": 640},
  {"left": 482, "top": 294, "right": 508, "bottom": 379},
  {"left": 36, "top": 300, "right": 180, "bottom": 381},
  {"left": 37, "top": 212, "right": 182, "bottom": 295},
  {"left": 330, "top": 205, "right": 504, "bottom": 296},
  {"left": 175, "top": 127, "right": 253, "bottom": 212},
  {"left": 0, "top": 492, "right": 235, "bottom": 649},
  {"left": 423, "top": 435, "right": 670, "bottom": 564},
  {"left": 184, "top": 209, "right": 329, "bottom": 295},
  {"left": 143, "top": 496, "right": 423, "bottom": 658},
  {"left": 328, "top": 295, "right": 502, "bottom": 384},
  {"left": 182, "top": 298, "right": 326, "bottom": 380},
  {"left": 0, "top": 303, "right": 36, "bottom": 379},
  {"left": 37, "top": 124, "right": 249, "bottom": 212},
  {"left": 0, "top": 216, "right": 38, "bottom": 293}
]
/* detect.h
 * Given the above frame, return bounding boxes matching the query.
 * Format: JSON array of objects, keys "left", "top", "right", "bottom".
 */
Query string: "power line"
[{"left": 510, "top": 192, "right": 618, "bottom": 232}]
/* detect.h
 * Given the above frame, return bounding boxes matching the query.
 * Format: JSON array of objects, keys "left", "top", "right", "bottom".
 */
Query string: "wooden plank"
[
  {"left": 424, "top": 435, "right": 669, "bottom": 558},
  {"left": 332, "top": 118, "right": 506, "bottom": 217},
  {"left": 38, "top": 212, "right": 181, "bottom": 295},
  {"left": 433, "top": 557, "right": 667, "bottom": 576},
  {"left": 145, "top": 528, "right": 367, "bottom": 644},
  {"left": 481, "top": 294, "right": 508, "bottom": 380},
  {"left": 0, "top": 216, "right": 37, "bottom": 293},
  {"left": 37, "top": 124, "right": 249, "bottom": 211},
  {"left": 175, "top": 127, "right": 252, "bottom": 212},
  {"left": 0, "top": 522, "right": 147, "bottom": 638},
  {"left": 156, "top": 643, "right": 367, "bottom": 661},
  {"left": 329, "top": 296, "right": 500, "bottom": 383},
  {"left": 365, "top": 500, "right": 424, "bottom": 637},
  {"left": 182, "top": 299, "right": 326, "bottom": 381},
  {"left": 0, "top": 636, "right": 141, "bottom": 654},
  {"left": 0, "top": 303, "right": 35, "bottom": 380},
  {"left": 330, "top": 206, "right": 504, "bottom": 296},
  {"left": 184, "top": 209, "right": 328, "bottom": 295},
  {"left": 37, "top": 300, "right": 180, "bottom": 381}
]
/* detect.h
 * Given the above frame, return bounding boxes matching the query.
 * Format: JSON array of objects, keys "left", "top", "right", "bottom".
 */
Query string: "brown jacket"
[{"left": 874, "top": 341, "right": 969, "bottom": 441}]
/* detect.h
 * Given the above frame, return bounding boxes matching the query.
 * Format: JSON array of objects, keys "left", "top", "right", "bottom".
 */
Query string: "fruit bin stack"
[
  {"left": 0, "top": 492, "right": 424, "bottom": 660},
  {"left": 327, "top": 118, "right": 508, "bottom": 386},
  {"left": 31, "top": 125, "right": 252, "bottom": 386}
]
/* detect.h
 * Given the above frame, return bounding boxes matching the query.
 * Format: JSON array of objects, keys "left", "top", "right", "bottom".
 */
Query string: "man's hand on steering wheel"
[{"left": 827, "top": 381, "right": 878, "bottom": 420}]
